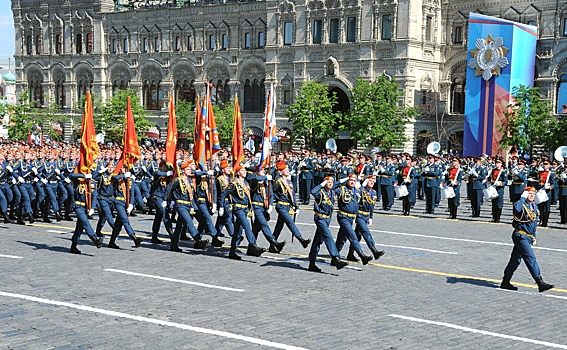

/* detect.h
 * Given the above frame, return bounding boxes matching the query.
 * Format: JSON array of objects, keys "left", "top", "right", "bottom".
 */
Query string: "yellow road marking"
[{"left": 32, "top": 223, "right": 566, "bottom": 293}]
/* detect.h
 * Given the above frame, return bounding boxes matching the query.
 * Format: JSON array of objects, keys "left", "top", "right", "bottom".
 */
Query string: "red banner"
[
  {"left": 76, "top": 91, "right": 99, "bottom": 174},
  {"left": 165, "top": 95, "right": 178, "bottom": 172},
  {"left": 232, "top": 95, "right": 244, "bottom": 171},
  {"left": 114, "top": 97, "right": 141, "bottom": 174}
]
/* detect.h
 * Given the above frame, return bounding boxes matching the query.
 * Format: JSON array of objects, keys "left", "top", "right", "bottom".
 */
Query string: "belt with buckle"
[
  {"left": 100, "top": 195, "right": 113, "bottom": 199},
  {"left": 116, "top": 196, "right": 125, "bottom": 201},
  {"left": 337, "top": 210, "right": 356, "bottom": 218},
  {"left": 277, "top": 201, "right": 290, "bottom": 206},
  {"left": 197, "top": 197, "right": 206, "bottom": 201},
  {"left": 358, "top": 210, "right": 370, "bottom": 216},
  {"left": 177, "top": 200, "right": 191, "bottom": 204},
  {"left": 75, "top": 201, "right": 85, "bottom": 206},
  {"left": 314, "top": 212, "right": 330, "bottom": 219},
  {"left": 252, "top": 201, "right": 265, "bottom": 206},
  {"left": 234, "top": 203, "right": 249, "bottom": 209}
]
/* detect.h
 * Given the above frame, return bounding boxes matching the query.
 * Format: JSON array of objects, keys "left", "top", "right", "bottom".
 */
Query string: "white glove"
[
  {"left": 207, "top": 170, "right": 215, "bottom": 176},
  {"left": 6, "top": 165, "right": 13, "bottom": 172},
  {"left": 85, "top": 173, "right": 92, "bottom": 179},
  {"left": 471, "top": 170, "right": 478, "bottom": 177},
  {"left": 482, "top": 179, "right": 487, "bottom": 184},
  {"left": 561, "top": 172, "right": 567, "bottom": 180},
  {"left": 362, "top": 179, "right": 368, "bottom": 187},
  {"left": 169, "top": 201, "right": 175, "bottom": 209},
  {"left": 339, "top": 177, "right": 349, "bottom": 183},
  {"left": 368, "top": 218, "right": 373, "bottom": 226},
  {"left": 54, "top": 168, "right": 60, "bottom": 174},
  {"left": 17, "top": 176, "right": 24, "bottom": 183},
  {"left": 11, "top": 178, "right": 16, "bottom": 184},
  {"left": 142, "top": 166, "right": 147, "bottom": 171},
  {"left": 127, "top": 204, "right": 134, "bottom": 214},
  {"left": 166, "top": 170, "right": 173, "bottom": 176},
  {"left": 131, "top": 175, "right": 136, "bottom": 181},
  {"left": 266, "top": 174, "right": 272, "bottom": 181},
  {"left": 100, "top": 167, "right": 107, "bottom": 173},
  {"left": 294, "top": 207, "right": 299, "bottom": 215},
  {"left": 267, "top": 205, "right": 273, "bottom": 214},
  {"left": 211, "top": 203, "right": 217, "bottom": 214},
  {"left": 290, "top": 170, "right": 296, "bottom": 176},
  {"left": 355, "top": 181, "right": 361, "bottom": 189},
  {"left": 124, "top": 172, "right": 131, "bottom": 178},
  {"left": 545, "top": 184, "right": 551, "bottom": 190},
  {"left": 64, "top": 177, "right": 71, "bottom": 183},
  {"left": 33, "top": 177, "right": 39, "bottom": 182},
  {"left": 521, "top": 191, "right": 530, "bottom": 199},
  {"left": 219, "top": 207, "right": 225, "bottom": 216},
  {"left": 161, "top": 200, "right": 167, "bottom": 208},
  {"left": 88, "top": 209, "right": 95, "bottom": 216},
  {"left": 41, "top": 178, "right": 48, "bottom": 184},
  {"left": 32, "top": 167, "right": 37, "bottom": 174},
  {"left": 320, "top": 180, "right": 328, "bottom": 188},
  {"left": 424, "top": 166, "right": 430, "bottom": 173}
]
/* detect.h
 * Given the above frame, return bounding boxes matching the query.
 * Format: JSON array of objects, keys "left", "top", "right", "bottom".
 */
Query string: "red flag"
[
  {"left": 232, "top": 95, "right": 244, "bottom": 171},
  {"left": 165, "top": 95, "right": 178, "bottom": 172},
  {"left": 193, "top": 95, "right": 207, "bottom": 166},
  {"left": 76, "top": 91, "right": 99, "bottom": 174},
  {"left": 206, "top": 87, "right": 221, "bottom": 158},
  {"left": 114, "top": 97, "right": 141, "bottom": 175}
]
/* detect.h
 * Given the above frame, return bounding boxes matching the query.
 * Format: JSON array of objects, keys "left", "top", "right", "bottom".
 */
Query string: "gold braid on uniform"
[
  {"left": 513, "top": 204, "right": 537, "bottom": 223},
  {"left": 340, "top": 186, "right": 352, "bottom": 204},
  {"left": 316, "top": 188, "right": 333, "bottom": 206},
  {"left": 362, "top": 189, "right": 376, "bottom": 205}
]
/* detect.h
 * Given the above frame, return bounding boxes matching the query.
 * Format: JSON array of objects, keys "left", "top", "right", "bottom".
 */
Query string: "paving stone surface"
[{"left": 1, "top": 191, "right": 566, "bottom": 349}]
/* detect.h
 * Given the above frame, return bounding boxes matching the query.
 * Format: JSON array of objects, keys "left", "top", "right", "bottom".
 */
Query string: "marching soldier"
[
  {"left": 215, "top": 159, "right": 234, "bottom": 238},
  {"left": 422, "top": 154, "right": 441, "bottom": 214},
  {"left": 500, "top": 186, "right": 554, "bottom": 293},
  {"left": 468, "top": 156, "right": 488, "bottom": 218},
  {"left": 69, "top": 171, "right": 104, "bottom": 254},
  {"left": 509, "top": 158, "right": 528, "bottom": 204},
  {"left": 354, "top": 175, "right": 385, "bottom": 260},
  {"left": 150, "top": 162, "right": 174, "bottom": 244},
  {"left": 558, "top": 162, "right": 567, "bottom": 224},
  {"left": 308, "top": 176, "right": 348, "bottom": 272},
  {"left": 442, "top": 157, "right": 463, "bottom": 220},
  {"left": 337, "top": 155, "right": 353, "bottom": 181},
  {"left": 399, "top": 156, "right": 417, "bottom": 216},
  {"left": 378, "top": 154, "right": 396, "bottom": 211},
  {"left": 537, "top": 159, "right": 556, "bottom": 227},
  {"left": 94, "top": 161, "right": 116, "bottom": 237},
  {"left": 489, "top": 158, "right": 508, "bottom": 223},
  {"left": 298, "top": 147, "right": 314, "bottom": 205}
]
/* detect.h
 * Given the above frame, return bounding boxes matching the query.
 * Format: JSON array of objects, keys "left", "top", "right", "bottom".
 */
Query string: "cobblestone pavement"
[{"left": 1, "top": 192, "right": 567, "bottom": 349}]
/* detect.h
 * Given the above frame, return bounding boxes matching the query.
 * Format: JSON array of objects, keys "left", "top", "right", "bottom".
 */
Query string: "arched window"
[
  {"left": 56, "top": 34, "right": 63, "bottom": 54},
  {"left": 54, "top": 73, "right": 66, "bottom": 108},
  {"left": 144, "top": 80, "right": 161, "bottom": 110},
  {"left": 28, "top": 71, "right": 44, "bottom": 107},
  {"left": 175, "top": 36, "right": 181, "bottom": 51},
  {"left": 557, "top": 74, "right": 567, "bottom": 114},
  {"left": 77, "top": 71, "right": 93, "bottom": 100},
  {"left": 243, "top": 79, "right": 265, "bottom": 112},
  {"left": 76, "top": 33, "right": 82, "bottom": 53},
  {"left": 26, "top": 35, "right": 33, "bottom": 55},
  {"left": 35, "top": 35, "right": 42, "bottom": 54},
  {"left": 451, "top": 78, "right": 466, "bottom": 114},
  {"left": 243, "top": 79, "right": 252, "bottom": 111},
  {"left": 113, "top": 80, "right": 128, "bottom": 93},
  {"left": 176, "top": 79, "right": 195, "bottom": 104},
  {"left": 86, "top": 33, "right": 93, "bottom": 53}
]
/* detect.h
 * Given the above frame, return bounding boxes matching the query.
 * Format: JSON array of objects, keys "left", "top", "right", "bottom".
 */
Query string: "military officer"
[
  {"left": 215, "top": 159, "right": 234, "bottom": 238},
  {"left": 422, "top": 154, "right": 441, "bottom": 214},
  {"left": 469, "top": 156, "right": 488, "bottom": 217},
  {"left": 537, "top": 159, "right": 556, "bottom": 227},
  {"left": 489, "top": 158, "right": 508, "bottom": 223},
  {"left": 94, "top": 161, "right": 116, "bottom": 237},
  {"left": 509, "top": 158, "right": 528, "bottom": 204},
  {"left": 442, "top": 157, "right": 463, "bottom": 219},
  {"left": 398, "top": 156, "right": 417, "bottom": 216},
  {"left": 354, "top": 175, "right": 385, "bottom": 260},
  {"left": 378, "top": 155, "right": 396, "bottom": 210},
  {"left": 298, "top": 147, "right": 314, "bottom": 205},
  {"left": 69, "top": 171, "right": 104, "bottom": 254}
]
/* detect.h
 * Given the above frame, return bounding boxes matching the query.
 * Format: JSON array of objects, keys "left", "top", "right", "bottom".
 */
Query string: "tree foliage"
[
  {"left": 6, "top": 90, "right": 65, "bottom": 141},
  {"left": 212, "top": 102, "right": 235, "bottom": 148},
  {"left": 286, "top": 80, "right": 339, "bottom": 148},
  {"left": 497, "top": 85, "right": 557, "bottom": 156},
  {"left": 175, "top": 99, "right": 195, "bottom": 140},
  {"left": 347, "top": 76, "right": 416, "bottom": 150}
]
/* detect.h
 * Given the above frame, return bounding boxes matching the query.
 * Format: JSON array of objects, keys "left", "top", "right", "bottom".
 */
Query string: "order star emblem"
[{"left": 468, "top": 34, "right": 510, "bottom": 81}]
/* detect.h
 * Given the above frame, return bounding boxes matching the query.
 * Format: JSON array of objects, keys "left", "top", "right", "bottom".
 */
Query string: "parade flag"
[
  {"left": 114, "top": 97, "right": 141, "bottom": 174},
  {"left": 231, "top": 94, "right": 244, "bottom": 171},
  {"left": 258, "top": 84, "right": 277, "bottom": 169},
  {"left": 463, "top": 13, "right": 537, "bottom": 156},
  {"left": 194, "top": 94, "right": 207, "bottom": 167},
  {"left": 76, "top": 91, "right": 99, "bottom": 174},
  {"left": 165, "top": 94, "right": 178, "bottom": 171},
  {"left": 193, "top": 95, "right": 203, "bottom": 163},
  {"left": 206, "top": 83, "right": 221, "bottom": 160}
]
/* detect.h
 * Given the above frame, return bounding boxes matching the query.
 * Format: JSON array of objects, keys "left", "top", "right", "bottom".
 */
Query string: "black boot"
[
  {"left": 95, "top": 226, "right": 103, "bottom": 238},
  {"left": 228, "top": 246, "right": 241, "bottom": 260},
  {"left": 297, "top": 236, "right": 311, "bottom": 249},
  {"left": 180, "top": 232, "right": 190, "bottom": 240},
  {"left": 2, "top": 212, "right": 12, "bottom": 224},
  {"left": 42, "top": 211, "right": 52, "bottom": 223},
  {"left": 169, "top": 244, "right": 182, "bottom": 252},
  {"left": 70, "top": 243, "right": 81, "bottom": 254},
  {"left": 495, "top": 208, "right": 502, "bottom": 223},
  {"left": 541, "top": 212, "right": 550, "bottom": 227},
  {"left": 346, "top": 246, "right": 359, "bottom": 262},
  {"left": 246, "top": 243, "right": 266, "bottom": 257},
  {"left": 331, "top": 256, "right": 348, "bottom": 270},
  {"left": 55, "top": 211, "right": 62, "bottom": 222},
  {"left": 491, "top": 206, "right": 496, "bottom": 222},
  {"left": 27, "top": 213, "right": 35, "bottom": 224},
  {"left": 108, "top": 238, "right": 120, "bottom": 249},
  {"left": 267, "top": 238, "right": 286, "bottom": 253},
  {"left": 64, "top": 213, "right": 73, "bottom": 221},
  {"left": 151, "top": 230, "right": 164, "bottom": 244},
  {"left": 90, "top": 235, "right": 103, "bottom": 249},
  {"left": 453, "top": 207, "right": 458, "bottom": 219},
  {"left": 16, "top": 213, "right": 25, "bottom": 225},
  {"left": 358, "top": 251, "right": 373, "bottom": 265},
  {"left": 211, "top": 236, "right": 224, "bottom": 247},
  {"left": 132, "top": 235, "right": 143, "bottom": 247},
  {"left": 9, "top": 209, "right": 16, "bottom": 221},
  {"left": 308, "top": 261, "right": 322, "bottom": 273},
  {"left": 370, "top": 247, "right": 385, "bottom": 260},
  {"left": 536, "top": 276, "right": 554, "bottom": 293},
  {"left": 194, "top": 239, "right": 209, "bottom": 249},
  {"left": 500, "top": 274, "right": 518, "bottom": 291}
]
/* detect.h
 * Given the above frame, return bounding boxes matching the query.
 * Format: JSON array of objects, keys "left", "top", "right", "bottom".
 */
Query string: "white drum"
[
  {"left": 394, "top": 185, "right": 409, "bottom": 197},
  {"left": 441, "top": 186, "right": 455, "bottom": 199},
  {"left": 483, "top": 186, "right": 499, "bottom": 201},
  {"left": 535, "top": 189, "right": 549, "bottom": 205}
]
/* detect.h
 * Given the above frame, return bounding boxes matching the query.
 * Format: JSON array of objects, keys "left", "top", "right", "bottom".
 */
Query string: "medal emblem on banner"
[{"left": 468, "top": 34, "right": 509, "bottom": 81}]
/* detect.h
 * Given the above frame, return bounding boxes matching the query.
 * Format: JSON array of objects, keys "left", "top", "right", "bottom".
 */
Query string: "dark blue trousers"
[{"left": 309, "top": 215, "right": 339, "bottom": 261}]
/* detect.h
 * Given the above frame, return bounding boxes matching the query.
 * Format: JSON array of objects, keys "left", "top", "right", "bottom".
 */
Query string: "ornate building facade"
[{"left": 11, "top": 0, "right": 567, "bottom": 154}]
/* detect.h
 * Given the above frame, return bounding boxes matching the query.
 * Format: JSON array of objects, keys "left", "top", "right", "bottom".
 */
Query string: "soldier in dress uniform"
[
  {"left": 168, "top": 160, "right": 200, "bottom": 252},
  {"left": 442, "top": 157, "right": 463, "bottom": 219},
  {"left": 308, "top": 176, "right": 348, "bottom": 272},
  {"left": 298, "top": 147, "right": 314, "bottom": 205},
  {"left": 509, "top": 158, "right": 528, "bottom": 204},
  {"left": 399, "top": 156, "right": 417, "bottom": 216},
  {"left": 557, "top": 162, "right": 567, "bottom": 224},
  {"left": 149, "top": 161, "right": 174, "bottom": 244},
  {"left": 337, "top": 155, "right": 353, "bottom": 180},
  {"left": 69, "top": 171, "right": 104, "bottom": 254},
  {"left": 94, "top": 161, "right": 116, "bottom": 237},
  {"left": 422, "top": 154, "right": 441, "bottom": 214},
  {"left": 193, "top": 164, "right": 224, "bottom": 248},
  {"left": 537, "top": 159, "right": 556, "bottom": 227},
  {"left": 354, "top": 175, "right": 385, "bottom": 260},
  {"left": 288, "top": 151, "right": 299, "bottom": 194},
  {"left": 215, "top": 159, "right": 234, "bottom": 238},
  {"left": 468, "top": 156, "right": 488, "bottom": 218},
  {"left": 488, "top": 158, "right": 508, "bottom": 223},
  {"left": 500, "top": 186, "right": 554, "bottom": 293},
  {"left": 42, "top": 150, "right": 63, "bottom": 222},
  {"left": 378, "top": 154, "right": 396, "bottom": 211}
]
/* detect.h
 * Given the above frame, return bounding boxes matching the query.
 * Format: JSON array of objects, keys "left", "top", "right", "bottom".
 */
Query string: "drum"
[
  {"left": 483, "top": 186, "right": 499, "bottom": 201},
  {"left": 535, "top": 189, "right": 549, "bottom": 205},
  {"left": 441, "top": 186, "right": 455, "bottom": 199},
  {"left": 394, "top": 185, "right": 409, "bottom": 197}
]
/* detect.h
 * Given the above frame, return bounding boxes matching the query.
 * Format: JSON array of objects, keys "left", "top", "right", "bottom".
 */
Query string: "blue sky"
[{"left": 0, "top": 1, "right": 14, "bottom": 58}]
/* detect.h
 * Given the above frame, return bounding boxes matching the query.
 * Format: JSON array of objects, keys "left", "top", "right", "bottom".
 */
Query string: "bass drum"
[
  {"left": 441, "top": 186, "right": 455, "bottom": 199},
  {"left": 535, "top": 189, "right": 549, "bottom": 205},
  {"left": 483, "top": 186, "right": 499, "bottom": 201},
  {"left": 394, "top": 185, "right": 409, "bottom": 197}
]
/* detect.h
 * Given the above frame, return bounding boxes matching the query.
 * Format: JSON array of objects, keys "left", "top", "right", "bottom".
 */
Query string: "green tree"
[
  {"left": 347, "top": 76, "right": 416, "bottom": 150},
  {"left": 498, "top": 85, "right": 557, "bottom": 156},
  {"left": 286, "top": 80, "right": 339, "bottom": 148},
  {"left": 7, "top": 90, "right": 65, "bottom": 141},
  {"left": 212, "top": 102, "right": 235, "bottom": 148},
  {"left": 175, "top": 99, "right": 195, "bottom": 141}
]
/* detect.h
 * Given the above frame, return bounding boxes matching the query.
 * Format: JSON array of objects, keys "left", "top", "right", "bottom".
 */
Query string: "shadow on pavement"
[
  {"left": 17, "top": 240, "right": 95, "bottom": 256},
  {"left": 446, "top": 276, "right": 499, "bottom": 288}
]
